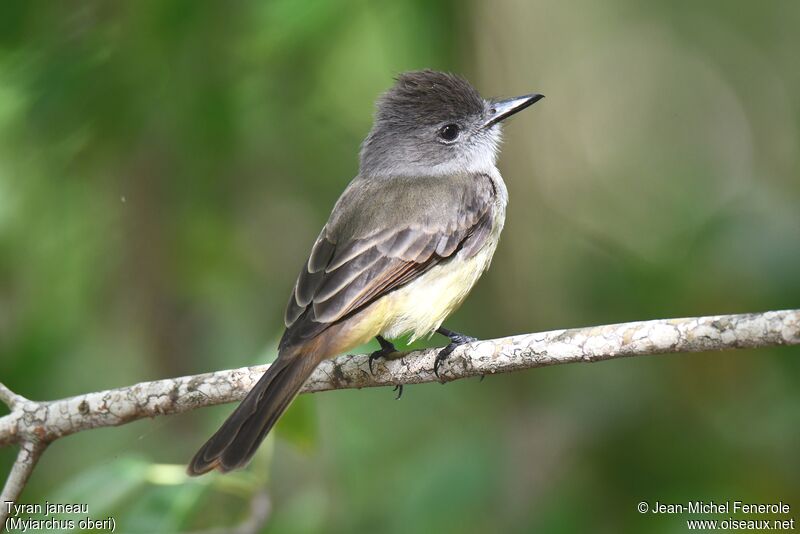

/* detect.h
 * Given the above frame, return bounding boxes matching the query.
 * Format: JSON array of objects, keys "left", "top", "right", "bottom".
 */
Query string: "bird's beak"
[{"left": 483, "top": 93, "right": 544, "bottom": 129}]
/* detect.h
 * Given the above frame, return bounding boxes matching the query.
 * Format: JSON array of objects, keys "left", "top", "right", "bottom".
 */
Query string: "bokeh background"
[{"left": 1, "top": 0, "right": 799, "bottom": 532}]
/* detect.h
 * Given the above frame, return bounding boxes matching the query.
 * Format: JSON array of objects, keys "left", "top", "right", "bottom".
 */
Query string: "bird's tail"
[{"left": 187, "top": 346, "right": 323, "bottom": 476}]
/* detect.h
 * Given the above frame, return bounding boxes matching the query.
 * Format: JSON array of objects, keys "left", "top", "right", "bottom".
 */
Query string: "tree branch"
[
  {"left": 0, "top": 385, "right": 24, "bottom": 411},
  {"left": 1, "top": 441, "right": 47, "bottom": 528},
  {"left": 1, "top": 309, "right": 798, "bottom": 526}
]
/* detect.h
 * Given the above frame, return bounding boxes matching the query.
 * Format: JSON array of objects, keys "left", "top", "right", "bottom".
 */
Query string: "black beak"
[{"left": 483, "top": 93, "right": 544, "bottom": 129}]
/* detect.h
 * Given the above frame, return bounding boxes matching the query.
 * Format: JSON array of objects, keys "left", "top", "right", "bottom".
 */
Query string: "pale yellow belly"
[
  {"left": 329, "top": 239, "right": 500, "bottom": 352},
  {"left": 380, "top": 244, "right": 496, "bottom": 340}
]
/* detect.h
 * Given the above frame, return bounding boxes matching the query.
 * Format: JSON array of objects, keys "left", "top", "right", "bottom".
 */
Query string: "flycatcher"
[{"left": 188, "top": 70, "right": 542, "bottom": 475}]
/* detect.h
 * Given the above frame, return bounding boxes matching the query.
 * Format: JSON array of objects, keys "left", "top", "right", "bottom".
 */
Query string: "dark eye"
[{"left": 438, "top": 123, "right": 460, "bottom": 142}]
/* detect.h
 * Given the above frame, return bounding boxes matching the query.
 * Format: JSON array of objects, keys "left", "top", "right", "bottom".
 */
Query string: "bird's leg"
[
  {"left": 434, "top": 327, "right": 478, "bottom": 378},
  {"left": 368, "top": 335, "right": 398, "bottom": 375}
]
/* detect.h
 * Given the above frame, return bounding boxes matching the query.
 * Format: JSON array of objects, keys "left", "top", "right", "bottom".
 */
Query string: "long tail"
[{"left": 187, "top": 347, "right": 323, "bottom": 476}]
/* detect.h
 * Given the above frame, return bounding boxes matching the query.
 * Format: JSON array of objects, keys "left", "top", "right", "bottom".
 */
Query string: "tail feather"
[{"left": 188, "top": 349, "right": 321, "bottom": 476}]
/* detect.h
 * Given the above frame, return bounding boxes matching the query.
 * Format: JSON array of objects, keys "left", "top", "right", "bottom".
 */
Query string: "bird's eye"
[{"left": 438, "top": 123, "right": 460, "bottom": 142}]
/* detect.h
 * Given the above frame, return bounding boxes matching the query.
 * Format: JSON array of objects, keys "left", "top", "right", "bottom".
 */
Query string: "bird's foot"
[
  {"left": 434, "top": 327, "right": 478, "bottom": 379},
  {"left": 368, "top": 336, "right": 398, "bottom": 375}
]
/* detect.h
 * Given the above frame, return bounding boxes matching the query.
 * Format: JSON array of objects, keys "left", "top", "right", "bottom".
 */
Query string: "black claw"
[
  {"left": 392, "top": 384, "right": 403, "bottom": 400},
  {"left": 433, "top": 327, "right": 479, "bottom": 379},
  {"left": 436, "top": 327, "right": 477, "bottom": 345},
  {"left": 368, "top": 336, "right": 397, "bottom": 375},
  {"left": 479, "top": 374, "right": 485, "bottom": 382},
  {"left": 433, "top": 343, "right": 456, "bottom": 379}
]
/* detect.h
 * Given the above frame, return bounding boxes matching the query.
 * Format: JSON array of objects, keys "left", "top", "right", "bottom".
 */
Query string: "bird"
[{"left": 188, "top": 69, "right": 542, "bottom": 475}]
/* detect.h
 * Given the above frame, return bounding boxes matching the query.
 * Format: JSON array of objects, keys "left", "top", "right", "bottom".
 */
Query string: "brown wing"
[{"left": 279, "top": 173, "right": 496, "bottom": 350}]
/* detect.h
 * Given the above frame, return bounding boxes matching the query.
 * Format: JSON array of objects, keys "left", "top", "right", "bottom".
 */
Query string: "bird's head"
[{"left": 360, "top": 70, "right": 543, "bottom": 177}]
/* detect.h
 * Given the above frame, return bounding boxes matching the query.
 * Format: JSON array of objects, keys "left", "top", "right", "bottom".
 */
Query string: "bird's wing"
[{"left": 280, "top": 172, "right": 497, "bottom": 348}]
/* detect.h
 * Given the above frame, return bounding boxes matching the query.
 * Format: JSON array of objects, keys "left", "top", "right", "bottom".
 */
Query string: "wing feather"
[
  {"left": 280, "top": 172, "right": 497, "bottom": 348},
  {"left": 307, "top": 237, "right": 336, "bottom": 273},
  {"left": 313, "top": 247, "right": 383, "bottom": 302}
]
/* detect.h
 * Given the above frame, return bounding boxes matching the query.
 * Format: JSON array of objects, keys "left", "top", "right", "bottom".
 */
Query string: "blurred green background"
[{"left": 1, "top": 0, "right": 799, "bottom": 532}]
